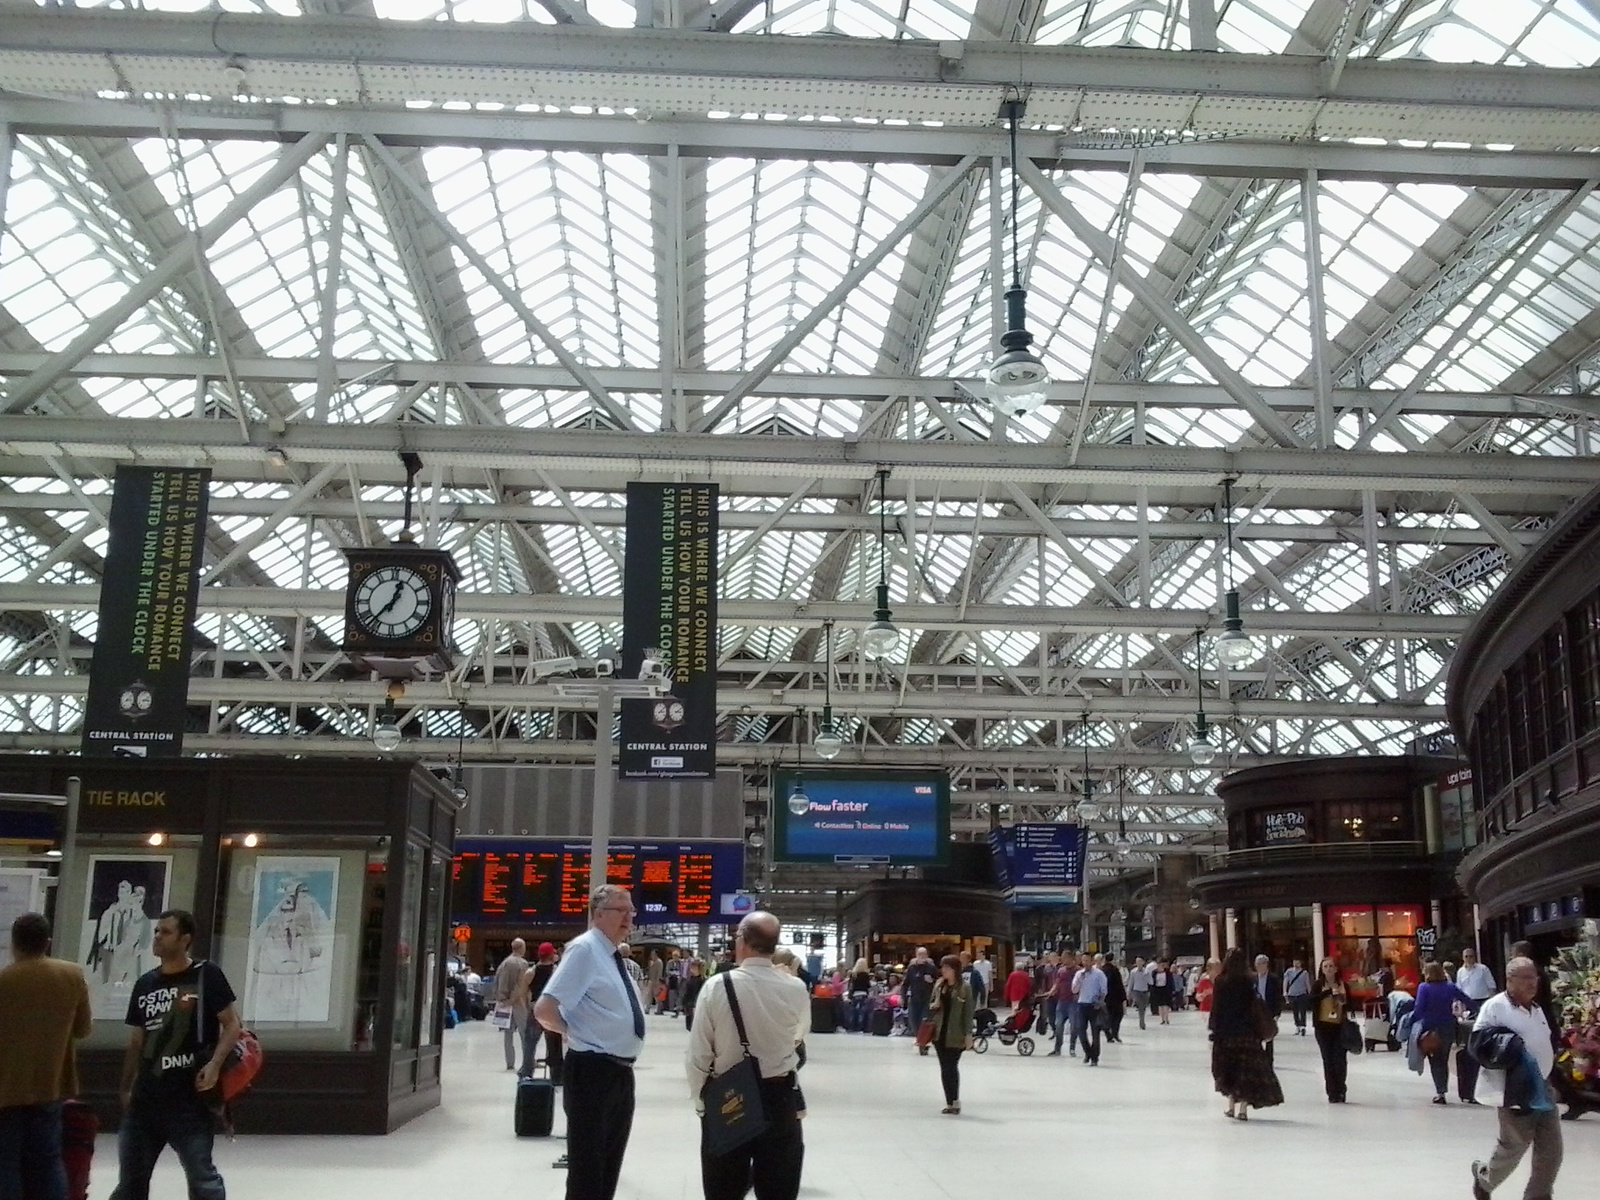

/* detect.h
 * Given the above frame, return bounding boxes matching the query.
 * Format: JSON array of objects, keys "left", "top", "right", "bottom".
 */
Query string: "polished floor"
[{"left": 92, "top": 1009, "right": 1598, "bottom": 1199}]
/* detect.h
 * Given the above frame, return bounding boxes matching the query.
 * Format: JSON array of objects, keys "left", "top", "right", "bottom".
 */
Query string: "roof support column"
[{"left": 1302, "top": 169, "right": 1335, "bottom": 450}]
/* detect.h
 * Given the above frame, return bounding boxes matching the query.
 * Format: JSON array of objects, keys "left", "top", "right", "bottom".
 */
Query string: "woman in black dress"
[{"left": 1209, "top": 947, "right": 1284, "bottom": 1120}]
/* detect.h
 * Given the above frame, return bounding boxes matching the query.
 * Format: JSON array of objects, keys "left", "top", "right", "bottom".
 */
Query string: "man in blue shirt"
[
  {"left": 535, "top": 885, "right": 647, "bottom": 1200},
  {"left": 1074, "top": 954, "right": 1108, "bottom": 1066}
]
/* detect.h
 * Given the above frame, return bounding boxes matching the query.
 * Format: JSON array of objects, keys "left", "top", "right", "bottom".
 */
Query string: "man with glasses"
[
  {"left": 535, "top": 886, "right": 647, "bottom": 1200},
  {"left": 1467, "top": 957, "right": 1562, "bottom": 1200}
]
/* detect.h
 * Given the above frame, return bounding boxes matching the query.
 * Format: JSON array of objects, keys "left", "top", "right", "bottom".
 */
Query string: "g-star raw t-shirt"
[{"left": 124, "top": 959, "right": 236, "bottom": 1101}]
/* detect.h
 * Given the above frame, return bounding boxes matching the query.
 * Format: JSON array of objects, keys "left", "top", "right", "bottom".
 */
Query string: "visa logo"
[{"left": 914, "top": 786, "right": 933, "bottom": 794}]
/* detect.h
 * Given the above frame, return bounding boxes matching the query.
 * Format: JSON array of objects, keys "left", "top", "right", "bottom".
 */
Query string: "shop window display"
[{"left": 1325, "top": 904, "right": 1422, "bottom": 999}]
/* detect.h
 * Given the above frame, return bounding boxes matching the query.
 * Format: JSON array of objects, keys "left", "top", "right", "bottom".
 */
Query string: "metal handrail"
[{"left": 1202, "top": 840, "right": 1429, "bottom": 873}]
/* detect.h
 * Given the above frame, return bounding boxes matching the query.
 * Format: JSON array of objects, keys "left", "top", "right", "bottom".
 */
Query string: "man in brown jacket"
[{"left": 0, "top": 911, "right": 92, "bottom": 1200}]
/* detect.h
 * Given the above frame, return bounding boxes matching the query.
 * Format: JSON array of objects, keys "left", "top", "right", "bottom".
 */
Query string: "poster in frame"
[
  {"left": 80, "top": 855, "right": 170, "bottom": 1020},
  {"left": 246, "top": 855, "right": 340, "bottom": 1024}
]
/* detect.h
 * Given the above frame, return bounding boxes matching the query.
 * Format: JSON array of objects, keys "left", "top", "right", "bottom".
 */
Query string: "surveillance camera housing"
[{"left": 595, "top": 657, "right": 615, "bottom": 677}]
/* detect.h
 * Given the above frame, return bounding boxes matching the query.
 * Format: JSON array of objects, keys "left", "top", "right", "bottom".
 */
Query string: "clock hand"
[{"left": 375, "top": 581, "right": 406, "bottom": 618}]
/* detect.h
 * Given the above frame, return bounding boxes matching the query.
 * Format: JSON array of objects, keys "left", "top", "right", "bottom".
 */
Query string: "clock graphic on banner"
[{"left": 353, "top": 564, "right": 433, "bottom": 640}]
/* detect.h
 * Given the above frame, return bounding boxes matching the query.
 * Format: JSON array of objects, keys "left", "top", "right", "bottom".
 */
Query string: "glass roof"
[{"left": 1, "top": 0, "right": 1597, "bottom": 834}]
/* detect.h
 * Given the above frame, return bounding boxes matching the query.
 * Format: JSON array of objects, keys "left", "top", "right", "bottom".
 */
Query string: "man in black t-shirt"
[{"left": 112, "top": 909, "right": 241, "bottom": 1200}]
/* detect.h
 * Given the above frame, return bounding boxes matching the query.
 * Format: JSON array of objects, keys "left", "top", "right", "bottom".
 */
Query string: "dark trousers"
[
  {"left": 1314, "top": 1022, "right": 1348, "bottom": 1099},
  {"left": 1290, "top": 995, "right": 1311, "bottom": 1030},
  {"left": 546, "top": 1030, "right": 566, "bottom": 1085},
  {"left": 0, "top": 1101, "right": 65, "bottom": 1200},
  {"left": 1459, "top": 999, "right": 1483, "bottom": 1100},
  {"left": 563, "top": 1052, "right": 635, "bottom": 1200},
  {"left": 933, "top": 1045, "right": 963, "bottom": 1104},
  {"left": 1106, "top": 1002, "right": 1124, "bottom": 1041},
  {"left": 1424, "top": 1034, "right": 1453, "bottom": 1096},
  {"left": 519, "top": 1017, "right": 545, "bottom": 1079},
  {"left": 701, "top": 1076, "right": 804, "bottom": 1200},
  {"left": 1077, "top": 1005, "right": 1102, "bottom": 1063},
  {"left": 110, "top": 1095, "right": 224, "bottom": 1200},
  {"left": 906, "top": 994, "right": 930, "bottom": 1034}
]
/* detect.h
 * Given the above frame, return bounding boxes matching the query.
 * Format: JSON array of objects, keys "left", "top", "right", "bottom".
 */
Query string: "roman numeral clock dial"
[{"left": 353, "top": 565, "right": 433, "bottom": 639}]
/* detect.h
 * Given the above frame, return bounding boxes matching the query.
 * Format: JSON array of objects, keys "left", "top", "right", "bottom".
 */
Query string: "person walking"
[
  {"left": 645, "top": 952, "right": 665, "bottom": 1015},
  {"left": 687, "top": 911, "right": 810, "bottom": 1200},
  {"left": 682, "top": 959, "right": 707, "bottom": 1032},
  {"left": 902, "top": 948, "right": 938, "bottom": 1052},
  {"left": 1456, "top": 948, "right": 1497, "bottom": 1104},
  {"left": 1468, "top": 956, "right": 1562, "bottom": 1200},
  {"left": 1310, "top": 957, "right": 1352, "bottom": 1103},
  {"left": 1208, "top": 948, "right": 1283, "bottom": 1121},
  {"left": 1003, "top": 958, "right": 1032, "bottom": 1010},
  {"left": 926, "top": 955, "right": 974, "bottom": 1114},
  {"left": 1252, "top": 955, "right": 1284, "bottom": 1062},
  {"left": 1150, "top": 959, "right": 1173, "bottom": 1025},
  {"left": 110, "top": 909, "right": 242, "bottom": 1200},
  {"left": 1046, "top": 955, "right": 1076, "bottom": 1056},
  {"left": 514, "top": 942, "right": 557, "bottom": 1080},
  {"left": 1283, "top": 959, "right": 1312, "bottom": 1036},
  {"left": 493, "top": 938, "right": 531, "bottom": 1072},
  {"left": 846, "top": 958, "right": 872, "bottom": 1032},
  {"left": 1127, "top": 957, "right": 1152, "bottom": 1030},
  {"left": 0, "top": 912, "right": 92, "bottom": 1200},
  {"left": 534, "top": 886, "right": 647, "bottom": 1200},
  {"left": 1075, "top": 954, "right": 1108, "bottom": 1066},
  {"left": 972, "top": 950, "right": 993, "bottom": 1011},
  {"left": 1415, "top": 960, "right": 1471, "bottom": 1105},
  {"left": 1103, "top": 955, "right": 1126, "bottom": 1043}
]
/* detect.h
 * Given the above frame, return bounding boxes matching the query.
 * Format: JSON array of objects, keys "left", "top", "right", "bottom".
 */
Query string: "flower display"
[{"left": 1551, "top": 940, "right": 1600, "bottom": 1091}]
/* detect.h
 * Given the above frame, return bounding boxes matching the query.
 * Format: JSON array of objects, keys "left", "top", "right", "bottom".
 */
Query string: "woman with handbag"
[
  {"left": 1413, "top": 960, "right": 1470, "bottom": 1104},
  {"left": 927, "top": 955, "right": 975, "bottom": 1115},
  {"left": 1311, "top": 957, "right": 1356, "bottom": 1103},
  {"left": 1208, "top": 948, "right": 1284, "bottom": 1120}
]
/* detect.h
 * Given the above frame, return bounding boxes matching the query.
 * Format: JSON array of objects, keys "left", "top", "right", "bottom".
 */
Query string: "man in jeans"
[
  {"left": 1283, "top": 959, "right": 1313, "bottom": 1036},
  {"left": 112, "top": 909, "right": 242, "bottom": 1200},
  {"left": 901, "top": 948, "right": 938, "bottom": 1052},
  {"left": 0, "top": 912, "right": 92, "bottom": 1200},
  {"left": 1468, "top": 957, "right": 1561, "bottom": 1200}
]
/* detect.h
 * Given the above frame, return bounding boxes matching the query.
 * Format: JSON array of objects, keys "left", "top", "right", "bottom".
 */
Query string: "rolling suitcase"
[
  {"left": 869, "top": 1007, "right": 893, "bottom": 1037},
  {"left": 515, "top": 1070, "right": 556, "bottom": 1137},
  {"left": 810, "top": 996, "right": 838, "bottom": 1034}
]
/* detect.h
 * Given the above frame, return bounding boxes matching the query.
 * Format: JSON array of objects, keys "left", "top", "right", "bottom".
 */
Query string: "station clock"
[{"left": 342, "top": 544, "right": 460, "bottom": 677}]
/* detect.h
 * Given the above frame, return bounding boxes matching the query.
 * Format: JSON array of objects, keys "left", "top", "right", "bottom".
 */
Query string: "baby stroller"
[{"left": 972, "top": 1003, "right": 1037, "bottom": 1056}]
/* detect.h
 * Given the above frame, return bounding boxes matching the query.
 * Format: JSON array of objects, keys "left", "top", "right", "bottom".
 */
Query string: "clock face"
[{"left": 353, "top": 564, "right": 434, "bottom": 640}]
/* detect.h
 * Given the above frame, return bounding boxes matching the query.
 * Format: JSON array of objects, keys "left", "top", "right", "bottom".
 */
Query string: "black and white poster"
[
  {"left": 81, "top": 854, "right": 169, "bottom": 1019},
  {"left": 619, "top": 482, "right": 719, "bottom": 779},
  {"left": 81, "top": 465, "right": 210, "bottom": 758}
]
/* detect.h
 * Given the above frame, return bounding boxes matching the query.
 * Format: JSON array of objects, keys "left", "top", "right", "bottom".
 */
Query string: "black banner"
[
  {"left": 81, "top": 466, "right": 210, "bottom": 758},
  {"left": 619, "top": 482, "right": 718, "bottom": 779}
]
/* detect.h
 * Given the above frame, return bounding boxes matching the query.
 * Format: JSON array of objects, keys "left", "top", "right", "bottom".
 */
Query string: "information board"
[
  {"left": 451, "top": 839, "right": 742, "bottom": 924},
  {"left": 772, "top": 769, "right": 949, "bottom": 865},
  {"left": 989, "top": 823, "right": 1085, "bottom": 888}
]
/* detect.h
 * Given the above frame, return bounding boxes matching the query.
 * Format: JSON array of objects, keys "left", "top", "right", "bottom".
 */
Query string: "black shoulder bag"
[{"left": 700, "top": 974, "right": 769, "bottom": 1156}]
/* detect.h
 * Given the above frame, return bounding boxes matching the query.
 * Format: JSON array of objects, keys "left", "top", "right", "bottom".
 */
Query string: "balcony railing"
[{"left": 1202, "top": 840, "right": 1429, "bottom": 873}]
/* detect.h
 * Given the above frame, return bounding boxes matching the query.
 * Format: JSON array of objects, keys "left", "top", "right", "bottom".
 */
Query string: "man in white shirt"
[
  {"left": 1456, "top": 947, "right": 1497, "bottom": 1104},
  {"left": 687, "top": 911, "right": 810, "bottom": 1200},
  {"left": 973, "top": 951, "right": 994, "bottom": 1007},
  {"left": 1468, "top": 957, "right": 1561, "bottom": 1200}
]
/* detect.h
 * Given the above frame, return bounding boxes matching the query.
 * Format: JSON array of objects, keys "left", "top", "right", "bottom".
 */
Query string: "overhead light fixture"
[
  {"left": 1189, "top": 630, "right": 1218, "bottom": 766},
  {"left": 1113, "top": 765, "right": 1130, "bottom": 857},
  {"left": 373, "top": 695, "right": 403, "bottom": 753},
  {"left": 1215, "top": 477, "right": 1254, "bottom": 668},
  {"left": 749, "top": 829, "right": 766, "bottom": 850},
  {"left": 146, "top": 832, "right": 166, "bottom": 847},
  {"left": 452, "top": 698, "right": 470, "bottom": 805},
  {"left": 986, "top": 97, "right": 1050, "bottom": 420},
  {"left": 787, "top": 708, "right": 811, "bottom": 816},
  {"left": 815, "top": 619, "right": 843, "bottom": 760},
  {"left": 1077, "top": 715, "right": 1101, "bottom": 822},
  {"left": 242, "top": 833, "right": 260, "bottom": 849},
  {"left": 861, "top": 469, "right": 902, "bottom": 659}
]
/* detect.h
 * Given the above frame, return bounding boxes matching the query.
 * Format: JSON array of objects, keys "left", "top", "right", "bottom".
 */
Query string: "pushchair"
[{"left": 972, "top": 1003, "right": 1037, "bottom": 1055}]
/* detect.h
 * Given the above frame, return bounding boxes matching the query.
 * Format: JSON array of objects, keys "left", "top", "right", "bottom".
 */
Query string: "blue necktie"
[{"left": 615, "top": 952, "right": 645, "bottom": 1040}]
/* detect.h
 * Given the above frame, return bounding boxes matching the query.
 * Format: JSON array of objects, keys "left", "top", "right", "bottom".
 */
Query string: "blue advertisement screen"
[{"left": 773, "top": 770, "right": 949, "bottom": 864}]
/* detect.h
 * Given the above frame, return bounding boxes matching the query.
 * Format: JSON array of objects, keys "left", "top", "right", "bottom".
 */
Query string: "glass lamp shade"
[
  {"left": 372, "top": 718, "right": 402, "bottom": 753},
  {"left": 986, "top": 353, "right": 1051, "bottom": 419},
  {"left": 1113, "top": 835, "right": 1131, "bottom": 859},
  {"left": 863, "top": 583, "right": 901, "bottom": 658},
  {"left": 814, "top": 723, "right": 843, "bottom": 760},
  {"left": 1077, "top": 799, "right": 1101, "bottom": 822},
  {"left": 1215, "top": 589, "right": 1253, "bottom": 666},
  {"left": 748, "top": 830, "right": 766, "bottom": 849},
  {"left": 787, "top": 784, "right": 811, "bottom": 816},
  {"left": 1188, "top": 733, "right": 1218, "bottom": 766}
]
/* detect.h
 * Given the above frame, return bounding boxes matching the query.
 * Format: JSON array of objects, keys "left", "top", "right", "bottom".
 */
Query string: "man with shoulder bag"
[{"left": 686, "top": 911, "right": 810, "bottom": 1200}]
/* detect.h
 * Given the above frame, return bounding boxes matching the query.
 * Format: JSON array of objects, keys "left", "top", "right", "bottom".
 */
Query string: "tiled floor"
[{"left": 93, "top": 1011, "right": 1598, "bottom": 1199}]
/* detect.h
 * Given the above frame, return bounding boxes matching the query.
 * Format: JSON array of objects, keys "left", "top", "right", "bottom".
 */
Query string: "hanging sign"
[
  {"left": 81, "top": 466, "right": 210, "bottom": 758},
  {"left": 619, "top": 482, "right": 719, "bottom": 779}
]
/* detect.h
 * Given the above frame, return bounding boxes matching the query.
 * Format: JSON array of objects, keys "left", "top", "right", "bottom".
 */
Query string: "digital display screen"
[
  {"left": 772, "top": 769, "right": 949, "bottom": 865},
  {"left": 452, "top": 839, "right": 744, "bottom": 924}
]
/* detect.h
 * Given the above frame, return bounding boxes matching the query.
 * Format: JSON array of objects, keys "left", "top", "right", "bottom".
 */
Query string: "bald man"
[{"left": 687, "top": 911, "right": 810, "bottom": 1200}]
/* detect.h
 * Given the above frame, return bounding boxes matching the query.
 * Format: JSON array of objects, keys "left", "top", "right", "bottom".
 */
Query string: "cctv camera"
[
  {"left": 640, "top": 648, "right": 664, "bottom": 680},
  {"left": 595, "top": 657, "right": 615, "bottom": 677}
]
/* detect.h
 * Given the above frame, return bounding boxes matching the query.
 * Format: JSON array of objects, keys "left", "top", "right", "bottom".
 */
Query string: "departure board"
[{"left": 452, "top": 839, "right": 743, "bottom": 924}]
